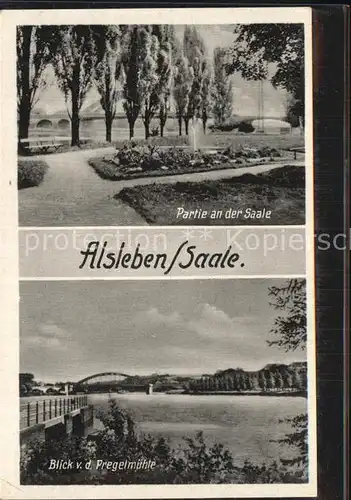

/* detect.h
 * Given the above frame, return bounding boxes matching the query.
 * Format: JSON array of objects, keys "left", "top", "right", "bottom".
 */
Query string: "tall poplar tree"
[
  {"left": 92, "top": 26, "right": 123, "bottom": 142},
  {"left": 173, "top": 55, "right": 194, "bottom": 136},
  {"left": 212, "top": 47, "right": 233, "bottom": 127},
  {"left": 51, "top": 26, "right": 97, "bottom": 146},
  {"left": 200, "top": 62, "right": 213, "bottom": 133},
  {"left": 151, "top": 25, "right": 176, "bottom": 137},
  {"left": 17, "top": 26, "right": 52, "bottom": 144},
  {"left": 121, "top": 26, "right": 160, "bottom": 140},
  {"left": 183, "top": 26, "right": 207, "bottom": 135}
]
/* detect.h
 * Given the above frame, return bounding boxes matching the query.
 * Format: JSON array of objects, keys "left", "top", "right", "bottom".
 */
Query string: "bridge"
[
  {"left": 20, "top": 395, "right": 94, "bottom": 445},
  {"left": 74, "top": 372, "right": 147, "bottom": 393},
  {"left": 29, "top": 108, "right": 178, "bottom": 131}
]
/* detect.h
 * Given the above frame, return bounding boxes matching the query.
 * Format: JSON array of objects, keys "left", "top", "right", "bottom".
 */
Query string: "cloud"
[
  {"left": 38, "top": 322, "right": 70, "bottom": 339},
  {"left": 24, "top": 336, "right": 62, "bottom": 348},
  {"left": 138, "top": 304, "right": 256, "bottom": 343},
  {"left": 188, "top": 304, "right": 256, "bottom": 341},
  {"left": 22, "top": 322, "right": 71, "bottom": 350},
  {"left": 139, "top": 308, "right": 182, "bottom": 328}
]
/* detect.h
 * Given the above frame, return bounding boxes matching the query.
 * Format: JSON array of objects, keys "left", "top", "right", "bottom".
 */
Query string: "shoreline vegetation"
[
  {"left": 21, "top": 361, "right": 307, "bottom": 398},
  {"left": 20, "top": 399, "right": 308, "bottom": 485},
  {"left": 178, "top": 390, "right": 307, "bottom": 397}
]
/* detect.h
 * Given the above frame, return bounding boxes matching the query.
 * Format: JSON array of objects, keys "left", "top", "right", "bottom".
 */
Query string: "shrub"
[
  {"left": 20, "top": 435, "right": 95, "bottom": 485},
  {"left": 20, "top": 400, "right": 308, "bottom": 485},
  {"left": 158, "top": 148, "right": 194, "bottom": 169},
  {"left": 214, "top": 123, "right": 238, "bottom": 132},
  {"left": 117, "top": 144, "right": 145, "bottom": 169},
  {"left": 223, "top": 145, "right": 283, "bottom": 161},
  {"left": 238, "top": 122, "right": 255, "bottom": 133},
  {"left": 210, "top": 116, "right": 240, "bottom": 132},
  {"left": 113, "top": 136, "right": 188, "bottom": 149},
  {"left": 258, "top": 146, "right": 281, "bottom": 158},
  {"left": 18, "top": 160, "right": 48, "bottom": 189},
  {"left": 115, "top": 146, "right": 209, "bottom": 173}
]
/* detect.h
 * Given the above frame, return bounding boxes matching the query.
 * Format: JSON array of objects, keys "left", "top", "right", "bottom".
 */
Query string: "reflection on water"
[{"left": 90, "top": 392, "right": 307, "bottom": 465}]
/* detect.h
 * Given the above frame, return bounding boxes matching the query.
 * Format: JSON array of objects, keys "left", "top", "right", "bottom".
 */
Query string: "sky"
[
  {"left": 33, "top": 24, "right": 288, "bottom": 118},
  {"left": 20, "top": 279, "right": 306, "bottom": 383}
]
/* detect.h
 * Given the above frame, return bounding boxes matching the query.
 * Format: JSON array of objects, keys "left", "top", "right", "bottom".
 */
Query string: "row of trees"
[
  {"left": 188, "top": 365, "right": 306, "bottom": 393},
  {"left": 17, "top": 23, "right": 304, "bottom": 146},
  {"left": 17, "top": 24, "right": 233, "bottom": 145}
]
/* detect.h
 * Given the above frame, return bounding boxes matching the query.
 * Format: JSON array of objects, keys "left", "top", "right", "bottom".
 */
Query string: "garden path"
[{"left": 19, "top": 148, "right": 304, "bottom": 226}]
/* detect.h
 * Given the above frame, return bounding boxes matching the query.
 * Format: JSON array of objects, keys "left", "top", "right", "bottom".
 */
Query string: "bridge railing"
[{"left": 20, "top": 395, "right": 88, "bottom": 430}]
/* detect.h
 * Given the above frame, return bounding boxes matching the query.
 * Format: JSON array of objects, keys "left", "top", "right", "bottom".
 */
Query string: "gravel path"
[{"left": 19, "top": 148, "right": 304, "bottom": 226}]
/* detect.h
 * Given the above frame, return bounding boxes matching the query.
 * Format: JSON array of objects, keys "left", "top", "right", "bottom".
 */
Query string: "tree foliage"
[
  {"left": 151, "top": 25, "right": 175, "bottom": 137},
  {"left": 212, "top": 47, "right": 233, "bottom": 127},
  {"left": 200, "top": 62, "right": 213, "bottom": 133},
  {"left": 92, "top": 26, "right": 123, "bottom": 142},
  {"left": 187, "top": 363, "right": 306, "bottom": 394},
  {"left": 275, "top": 413, "right": 308, "bottom": 479},
  {"left": 17, "top": 26, "right": 52, "bottom": 142},
  {"left": 50, "top": 25, "right": 97, "bottom": 146},
  {"left": 267, "top": 278, "right": 308, "bottom": 479},
  {"left": 173, "top": 55, "right": 194, "bottom": 136},
  {"left": 268, "top": 278, "right": 307, "bottom": 351},
  {"left": 120, "top": 26, "right": 152, "bottom": 139},
  {"left": 21, "top": 399, "right": 307, "bottom": 485},
  {"left": 183, "top": 26, "right": 209, "bottom": 134},
  {"left": 227, "top": 24, "right": 304, "bottom": 124}
]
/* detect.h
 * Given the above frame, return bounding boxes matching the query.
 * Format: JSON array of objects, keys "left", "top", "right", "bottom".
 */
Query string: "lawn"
[
  {"left": 200, "top": 131, "right": 304, "bottom": 150},
  {"left": 117, "top": 165, "right": 305, "bottom": 226},
  {"left": 18, "top": 159, "right": 48, "bottom": 189}
]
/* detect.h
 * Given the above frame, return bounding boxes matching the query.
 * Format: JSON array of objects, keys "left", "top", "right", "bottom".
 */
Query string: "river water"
[{"left": 89, "top": 392, "right": 307, "bottom": 465}]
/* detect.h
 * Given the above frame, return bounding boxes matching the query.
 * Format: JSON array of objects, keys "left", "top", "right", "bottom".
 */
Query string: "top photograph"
[{"left": 17, "top": 21, "right": 308, "bottom": 227}]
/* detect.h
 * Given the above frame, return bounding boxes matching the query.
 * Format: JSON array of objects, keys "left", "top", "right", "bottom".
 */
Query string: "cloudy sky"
[
  {"left": 20, "top": 279, "right": 305, "bottom": 383},
  {"left": 34, "top": 24, "right": 287, "bottom": 118}
]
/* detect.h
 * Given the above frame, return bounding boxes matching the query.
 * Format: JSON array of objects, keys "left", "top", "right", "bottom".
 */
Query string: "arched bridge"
[
  {"left": 77, "top": 372, "right": 130, "bottom": 385},
  {"left": 74, "top": 372, "right": 146, "bottom": 393}
]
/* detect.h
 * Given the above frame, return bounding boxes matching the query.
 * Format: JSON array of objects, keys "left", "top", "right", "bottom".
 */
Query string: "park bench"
[
  {"left": 286, "top": 146, "right": 305, "bottom": 159},
  {"left": 19, "top": 136, "right": 71, "bottom": 154},
  {"left": 19, "top": 136, "right": 92, "bottom": 154}
]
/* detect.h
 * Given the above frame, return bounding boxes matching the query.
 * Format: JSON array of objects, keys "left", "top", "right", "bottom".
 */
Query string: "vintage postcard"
[
  {"left": 0, "top": 6, "right": 316, "bottom": 500},
  {"left": 11, "top": 10, "right": 307, "bottom": 227}
]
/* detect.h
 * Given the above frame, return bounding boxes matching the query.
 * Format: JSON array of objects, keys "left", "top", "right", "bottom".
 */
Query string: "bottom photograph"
[{"left": 19, "top": 278, "right": 309, "bottom": 486}]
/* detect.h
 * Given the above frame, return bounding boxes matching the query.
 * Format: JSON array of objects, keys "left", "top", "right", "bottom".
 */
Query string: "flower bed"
[{"left": 89, "top": 143, "right": 290, "bottom": 182}]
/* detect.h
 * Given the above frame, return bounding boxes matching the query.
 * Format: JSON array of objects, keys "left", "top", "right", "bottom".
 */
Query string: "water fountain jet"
[{"left": 189, "top": 118, "right": 203, "bottom": 153}]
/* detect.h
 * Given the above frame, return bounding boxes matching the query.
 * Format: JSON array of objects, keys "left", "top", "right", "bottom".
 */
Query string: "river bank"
[{"left": 183, "top": 390, "right": 307, "bottom": 397}]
